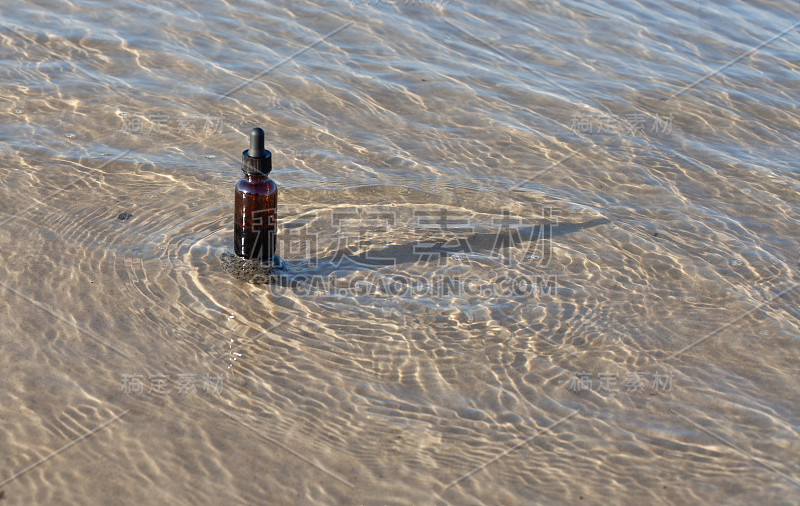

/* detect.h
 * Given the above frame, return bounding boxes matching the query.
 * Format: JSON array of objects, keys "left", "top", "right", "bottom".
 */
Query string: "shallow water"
[{"left": 1, "top": 0, "right": 799, "bottom": 504}]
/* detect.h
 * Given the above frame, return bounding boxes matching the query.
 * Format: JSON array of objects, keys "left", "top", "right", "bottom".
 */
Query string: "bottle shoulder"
[{"left": 236, "top": 176, "right": 277, "bottom": 194}]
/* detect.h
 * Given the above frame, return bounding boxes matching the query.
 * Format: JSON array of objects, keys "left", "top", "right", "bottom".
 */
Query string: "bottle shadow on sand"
[{"left": 221, "top": 217, "right": 610, "bottom": 287}]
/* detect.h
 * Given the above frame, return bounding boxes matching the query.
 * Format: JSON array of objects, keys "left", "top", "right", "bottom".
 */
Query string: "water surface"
[{"left": 1, "top": 0, "right": 799, "bottom": 504}]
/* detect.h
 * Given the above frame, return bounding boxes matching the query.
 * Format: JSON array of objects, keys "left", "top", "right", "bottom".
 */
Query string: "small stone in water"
[{"left": 117, "top": 212, "right": 133, "bottom": 221}]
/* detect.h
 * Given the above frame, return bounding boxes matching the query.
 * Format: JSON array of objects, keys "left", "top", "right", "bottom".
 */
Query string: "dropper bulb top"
[{"left": 249, "top": 127, "right": 266, "bottom": 158}]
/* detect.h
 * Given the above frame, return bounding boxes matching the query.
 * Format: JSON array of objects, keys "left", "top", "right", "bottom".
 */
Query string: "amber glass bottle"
[{"left": 234, "top": 127, "right": 278, "bottom": 262}]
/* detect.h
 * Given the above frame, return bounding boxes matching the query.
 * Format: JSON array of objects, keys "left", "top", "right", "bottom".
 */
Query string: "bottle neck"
[{"left": 244, "top": 172, "right": 270, "bottom": 182}]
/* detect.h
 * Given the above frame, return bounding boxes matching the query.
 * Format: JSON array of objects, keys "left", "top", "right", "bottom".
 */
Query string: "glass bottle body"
[{"left": 234, "top": 173, "right": 277, "bottom": 262}]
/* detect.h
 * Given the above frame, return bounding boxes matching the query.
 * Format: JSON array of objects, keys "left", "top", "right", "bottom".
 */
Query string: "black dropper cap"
[{"left": 241, "top": 127, "right": 272, "bottom": 175}]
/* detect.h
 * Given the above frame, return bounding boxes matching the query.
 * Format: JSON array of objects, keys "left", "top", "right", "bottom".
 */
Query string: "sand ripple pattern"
[{"left": 1, "top": 0, "right": 799, "bottom": 504}]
